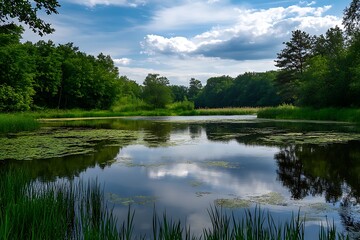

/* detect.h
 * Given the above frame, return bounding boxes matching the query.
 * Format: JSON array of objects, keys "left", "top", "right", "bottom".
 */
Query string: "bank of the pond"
[
  {"left": 0, "top": 114, "right": 39, "bottom": 134},
  {"left": 30, "top": 107, "right": 259, "bottom": 119},
  {"left": 257, "top": 106, "right": 360, "bottom": 123},
  {"left": 0, "top": 170, "right": 348, "bottom": 240},
  {"left": 1, "top": 108, "right": 258, "bottom": 133}
]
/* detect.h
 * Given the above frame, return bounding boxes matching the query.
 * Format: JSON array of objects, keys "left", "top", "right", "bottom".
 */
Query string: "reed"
[
  {"left": 257, "top": 105, "right": 360, "bottom": 123},
  {"left": 0, "top": 113, "right": 39, "bottom": 133},
  {"left": 0, "top": 169, "right": 118, "bottom": 240}
]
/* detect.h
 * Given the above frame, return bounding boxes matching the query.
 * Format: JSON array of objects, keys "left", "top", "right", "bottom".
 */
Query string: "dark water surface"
[{"left": 3, "top": 115, "right": 360, "bottom": 238}]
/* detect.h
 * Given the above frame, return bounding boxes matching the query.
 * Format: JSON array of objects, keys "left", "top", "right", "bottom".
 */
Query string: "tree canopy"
[{"left": 0, "top": 0, "right": 60, "bottom": 36}]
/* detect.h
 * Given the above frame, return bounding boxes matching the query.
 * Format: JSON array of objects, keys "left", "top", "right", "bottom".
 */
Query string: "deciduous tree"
[{"left": 0, "top": 0, "right": 60, "bottom": 36}]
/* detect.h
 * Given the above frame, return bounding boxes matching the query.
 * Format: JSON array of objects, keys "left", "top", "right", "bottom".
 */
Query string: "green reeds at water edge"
[
  {"left": 0, "top": 114, "right": 39, "bottom": 134},
  {"left": 257, "top": 105, "right": 360, "bottom": 123},
  {"left": 0, "top": 169, "right": 119, "bottom": 240},
  {"left": 0, "top": 169, "right": 349, "bottom": 240}
]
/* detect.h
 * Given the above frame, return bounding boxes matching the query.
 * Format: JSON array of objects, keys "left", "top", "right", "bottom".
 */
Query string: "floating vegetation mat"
[
  {"left": 215, "top": 198, "right": 252, "bottom": 208},
  {"left": 204, "top": 161, "right": 239, "bottom": 168},
  {"left": 216, "top": 192, "right": 287, "bottom": 209},
  {"left": 106, "top": 193, "right": 158, "bottom": 205},
  {"left": 249, "top": 192, "right": 287, "bottom": 206},
  {"left": 260, "top": 132, "right": 360, "bottom": 145},
  {"left": 189, "top": 180, "right": 204, "bottom": 187},
  {"left": 0, "top": 127, "right": 139, "bottom": 160},
  {"left": 196, "top": 191, "right": 212, "bottom": 197}
]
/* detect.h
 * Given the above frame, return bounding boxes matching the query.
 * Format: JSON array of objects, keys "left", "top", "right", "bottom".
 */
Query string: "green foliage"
[
  {"left": 343, "top": 0, "right": 360, "bottom": 36},
  {"left": 275, "top": 30, "right": 313, "bottom": 104},
  {"left": 196, "top": 75, "right": 234, "bottom": 108},
  {"left": 188, "top": 78, "right": 202, "bottom": 101},
  {"left": 228, "top": 72, "right": 281, "bottom": 107},
  {"left": 0, "top": 0, "right": 60, "bottom": 36},
  {"left": 170, "top": 85, "right": 188, "bottom": 102},
  {"left": 0, "top": 31, "right": 35, "bottom": 111},
  {"left": 167, "top": 101, "right": 194, "bottom": 111},
  {"left": 0, "top": 29, "right": 126, "bottom": 111},
  {"left": 142, "top": 73, "right": 173, "bottom": 108},
  {"left": 195, "top": 73, "right": 280, "bottom": 108}
]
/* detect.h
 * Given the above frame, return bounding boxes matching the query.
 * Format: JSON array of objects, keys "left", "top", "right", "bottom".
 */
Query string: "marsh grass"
[
  {"left": 0, "top": 169, "right": 349, "bottom": 239},
  {"left": 0, "top": 114, "right": 39, "bottom": 133},
  {"left": 258, "top": 105, "right": 360, "bottom": 123},
  {"left": 0, "top": 169, "right": 119, "bottom": 240}
]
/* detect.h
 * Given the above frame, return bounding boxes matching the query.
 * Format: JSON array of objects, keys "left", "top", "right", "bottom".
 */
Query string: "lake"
[{"left": 1, "top": 115, "right": 360, "bottom": 239}]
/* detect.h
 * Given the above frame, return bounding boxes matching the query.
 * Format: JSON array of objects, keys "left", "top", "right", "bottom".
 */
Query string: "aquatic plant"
[{"left": 0, "top": 113, "right": 39, "bottom": 134}]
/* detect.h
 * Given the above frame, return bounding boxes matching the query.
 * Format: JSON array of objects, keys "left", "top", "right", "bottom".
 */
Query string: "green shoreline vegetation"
[
  {"left": 3, "top": 105, "right": 360, "bottom": 134},
  {"left": 0, "top": 169, "right": 349, "bottom": 240}
]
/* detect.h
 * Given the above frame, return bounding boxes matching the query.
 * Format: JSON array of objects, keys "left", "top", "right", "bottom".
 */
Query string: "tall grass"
[
  {"left": 0, "top": 169, "right": 349, "bottom": 239},
  {"left": 0, "top": 169, "right": 119, "bottom": 239},
  {"left": 0, "top": 114, "right": 39, "bottom": 133},
  {"left": 258, "top": 105, "right": 360, "bottom": 123}
]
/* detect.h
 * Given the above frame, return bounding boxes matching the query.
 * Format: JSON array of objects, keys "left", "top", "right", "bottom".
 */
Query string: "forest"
[{"left": 0, "top": 1, "right": 360, "bottom": 112}]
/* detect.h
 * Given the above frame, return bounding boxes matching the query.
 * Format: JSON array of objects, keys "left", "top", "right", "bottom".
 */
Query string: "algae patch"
[
  {"left": 0, "top": 127, "right": 138, "bottom": 161},
  {"left": 250, "top": 192, "right": 287, "bottom": 206},
  {"left": 205, "top": 161, "right": 238, "bottom": 169},
  {"left": 215, "top": 198, "right": 252, "bottom": 208},
  {"left": 189, "top": 180, "right": 204, "bottom": 187},
  {"left": 260, "top": 132, "right": 360, "bottom": 145},
  {"left": 196, "top": 191, "right": 212, "bottom": 197},
  {"left": 107, "top": 193, "right": 157, "bottom": 205}
]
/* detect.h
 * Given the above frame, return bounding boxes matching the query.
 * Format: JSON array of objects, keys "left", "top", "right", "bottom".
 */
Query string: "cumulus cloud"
[{"left": 141, "top": 4, "right": 341, "bottom": 61}]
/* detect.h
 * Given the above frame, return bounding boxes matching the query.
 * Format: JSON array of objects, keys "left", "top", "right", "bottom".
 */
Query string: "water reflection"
[
  {"left": 275, "top": 143, "right": 360, "bottom": 203},
  {"left": 3, "top": 116, "right": 360, "bottom": 237}
]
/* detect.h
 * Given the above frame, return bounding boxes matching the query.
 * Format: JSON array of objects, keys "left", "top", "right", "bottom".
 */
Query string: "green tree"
[
  {"left": 170, "top": 85, "right": 188, "bottom": 102},
  {"left": 300, "top": 27, "right": 348, "bottom": 107},
  {"left": 142, "top": 73, "right": 172, "bottom": 108},
  {"left": 228, "top": 72, "right": 281, "bottom": 107},
  {"left": 343, "top": 0, "right": 360, "bottom": 36},
  {"left": 0, "top": 24, "right": 35, "bottom": 111},
  {"left": 30, "top": 40, "right": 62, "bottom": 108},
  {"left": 0, "top": 0, "right": 60, "bottom": 36},
  {"left": 195, "top": 76, "right": 233, "bottom": 108},
  {"left": 275, "top": 30, "right": 313, "bottom": 103},
  {"left": 188, "top": 78, "right": 202, "bottom": 101}
]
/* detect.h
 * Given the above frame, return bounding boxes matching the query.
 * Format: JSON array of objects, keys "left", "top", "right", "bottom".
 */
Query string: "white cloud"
[
  {"left": 113, "top": 58, "right": 132, "bottom": 65},
  {"left": 141, "top": 4, "right": 341, "bottom": 60},
  {"left": 299, "top": 1, "right": 316, "bottom": 7}
]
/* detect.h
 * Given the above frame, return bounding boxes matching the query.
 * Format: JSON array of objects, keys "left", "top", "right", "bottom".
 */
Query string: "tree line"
[
  {"left": 275, "top": 0, "right": 360, "bottom": 108},
  {"left": 1, "top": 0, "right": 360, "bottom": 112}
]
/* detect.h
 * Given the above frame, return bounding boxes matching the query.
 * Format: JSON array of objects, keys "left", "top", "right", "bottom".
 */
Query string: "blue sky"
[{"left": 23, "top": 0, "right": 351, "bottom": 85}]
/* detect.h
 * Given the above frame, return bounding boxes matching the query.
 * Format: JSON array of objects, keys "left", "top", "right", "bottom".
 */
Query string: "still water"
[{"left": 3, "top": 115, "right": 360, "bottom": 238}]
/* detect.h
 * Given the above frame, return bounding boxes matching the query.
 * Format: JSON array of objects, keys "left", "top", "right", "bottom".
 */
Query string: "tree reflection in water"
[{"left": 275, "top": 142, "right": 360, "bottom": 236}]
